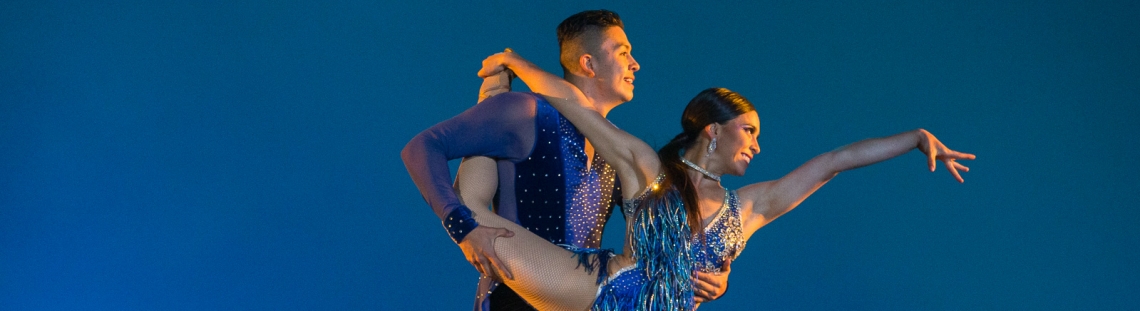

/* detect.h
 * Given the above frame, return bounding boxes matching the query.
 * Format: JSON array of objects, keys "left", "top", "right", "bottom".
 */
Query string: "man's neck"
[{"left": 565, "top": 75, "right": 621, "bottom": 118}]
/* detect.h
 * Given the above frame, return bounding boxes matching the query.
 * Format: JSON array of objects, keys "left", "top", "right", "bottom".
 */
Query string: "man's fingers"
[
  {"left": 465, "top": 253, "right": 480, "bottom": 274},
  {"left": 692, "top": 275, "right": 721, "bottom": 298},
  {"left": 694, "top": 272, "right": 720, "bottom": 285},
  {"left": 489, "top": 256, "right": 513, "bottom": 280},
  {"left": 485, "top": 228, "right": 514, "bottom": 279},
  {"left": 695, "top": 273, "right": 711, "bottom": 283},
  {"left": 482, "top": 261, "right": 499, "bottom": 281},
  {"left": 485, "top": 250, "right": 513, "bottom": 280},
  {"left": 496, "top": 227, "right": 514, "bottom": 238},
  {"left": 693, "top": 268, "right": 728, "bottom": 302},
  {"left": 471, "top": 254, "right": 487, "bottom": 275},
  {"left": 692, "top": 285, "right": 711, "bottom": 300}
]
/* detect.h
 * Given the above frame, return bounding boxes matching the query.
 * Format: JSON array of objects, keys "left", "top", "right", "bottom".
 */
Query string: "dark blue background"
[{"left": 3, "top": 1, "right": 1137, "bottom": 310}]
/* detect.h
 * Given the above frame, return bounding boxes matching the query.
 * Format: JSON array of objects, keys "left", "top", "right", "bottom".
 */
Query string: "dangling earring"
[{"left": 706, "top": 124, "right": 718, "bottom": 157}]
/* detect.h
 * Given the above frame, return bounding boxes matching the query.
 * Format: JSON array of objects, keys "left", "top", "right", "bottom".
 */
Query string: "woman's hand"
[
  {"left": 916, "top": 129, "right": 976, "bottom": 183},
  {"left": 478, "top": 48, "right": 519, "bottom": 79}
]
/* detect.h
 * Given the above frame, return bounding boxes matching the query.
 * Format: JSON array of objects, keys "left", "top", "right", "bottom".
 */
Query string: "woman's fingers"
[
  {"left": 944, "top": 149, "right": 976, "bottom": 161},
  {"left": 953, "top": 161, "right": 970, "bottom": 172},
  {"left": 927, "top": 145, "right": 937, "bottom": 172},
  {"left": 477, "top": 53, "right": 506, "bottom": 78},
  {"left": 943, "top": 159, "right": 964, "bottom": 183}
]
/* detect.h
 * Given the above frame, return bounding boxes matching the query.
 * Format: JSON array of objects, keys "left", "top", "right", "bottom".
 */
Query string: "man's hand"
[
  {"left": 458, "top": 225, "right": 515, "bottom": 281},
  {"left": 693, "top": 259, "right": 731, "bottom": 303}
]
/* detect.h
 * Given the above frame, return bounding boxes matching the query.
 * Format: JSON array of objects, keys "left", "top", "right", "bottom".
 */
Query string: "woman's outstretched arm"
[
  {"left": 738, "top": 129, "right": 976, "bottom": 232},
  {"left": 479, "top": 50, "right": 661, "bottom": 199}
]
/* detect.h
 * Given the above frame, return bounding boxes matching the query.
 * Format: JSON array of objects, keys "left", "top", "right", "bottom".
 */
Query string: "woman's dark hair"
[{"left": 656, "top": 87, "right": 756, "bottom": 234}]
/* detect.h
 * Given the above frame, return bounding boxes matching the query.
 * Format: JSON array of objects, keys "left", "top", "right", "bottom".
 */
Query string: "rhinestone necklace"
[{"left": 679, "top": 157, "right": 721, "bottom": 182}]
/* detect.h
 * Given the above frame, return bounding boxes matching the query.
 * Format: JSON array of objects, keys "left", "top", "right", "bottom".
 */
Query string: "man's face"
[{"left": 589, "top": 26, "right": 640, "bottom": 103}]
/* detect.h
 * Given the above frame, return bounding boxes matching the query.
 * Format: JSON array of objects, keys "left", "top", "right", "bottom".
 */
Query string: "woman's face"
[{"left": 712, "top": 111, "right": 761, "bottom": 176}]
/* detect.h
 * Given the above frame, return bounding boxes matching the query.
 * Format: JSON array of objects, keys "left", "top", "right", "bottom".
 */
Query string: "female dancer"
[{"left": 443, "top": 51, "right": 975, "bottom": 310}]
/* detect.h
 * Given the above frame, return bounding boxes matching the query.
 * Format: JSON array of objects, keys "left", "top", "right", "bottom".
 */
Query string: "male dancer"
[{"left": 403, "top": 10, "right": 728, "bottom": 310}]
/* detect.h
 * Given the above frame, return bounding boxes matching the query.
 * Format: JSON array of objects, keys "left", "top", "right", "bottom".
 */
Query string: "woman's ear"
[
  {"left": 704, "top": 123, "right": 718, "bottom": 138},
  {"left": 579, "top": 54, "right": 595, "bottom": 78}
]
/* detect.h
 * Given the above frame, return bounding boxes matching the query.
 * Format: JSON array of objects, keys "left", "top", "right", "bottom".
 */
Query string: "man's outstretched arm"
[
  {"left": 401, "top": 93, "right": 537, "bottom": 241},
  {"left": 402, "top": 93, "right": 538, "bottom": 280}
]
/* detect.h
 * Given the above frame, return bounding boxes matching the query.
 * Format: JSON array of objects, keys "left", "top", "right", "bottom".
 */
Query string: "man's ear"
[{"left": 579, "top": 54, "right": 595, "bottom": 78}]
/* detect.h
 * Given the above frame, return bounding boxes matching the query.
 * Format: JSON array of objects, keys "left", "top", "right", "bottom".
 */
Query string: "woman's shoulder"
[
  {"left": 623, "top": 173, "right": 667, "bottom": 209},
  {"left": 733, "top": 180, "right": 776, "bottom": 212}
]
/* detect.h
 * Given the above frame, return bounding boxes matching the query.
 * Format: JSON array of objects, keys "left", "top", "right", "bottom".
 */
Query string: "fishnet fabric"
[{"left": 473, "top": 210, "right": 618, "bottom": 311}]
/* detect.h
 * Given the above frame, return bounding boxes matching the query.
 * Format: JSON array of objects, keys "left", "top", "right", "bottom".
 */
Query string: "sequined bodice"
[
  {"left": 692, "top": 189, "right": 745, "bottom": 273},
  {"left": 510, "top": 101, "right": 619, "bottom": 248},
  {"left": 622, "top": 177, "right": 745, "bottom": 273}
]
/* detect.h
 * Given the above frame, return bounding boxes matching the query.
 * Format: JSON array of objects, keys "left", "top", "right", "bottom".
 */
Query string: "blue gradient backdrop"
[{"left": 2, "top": 1, "right": 1137, "bottom": 310}]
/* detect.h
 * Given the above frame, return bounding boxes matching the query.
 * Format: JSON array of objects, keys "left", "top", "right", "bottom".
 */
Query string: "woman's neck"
[{"left": 680, "top": 150, "right": 723, "bottom": 189}]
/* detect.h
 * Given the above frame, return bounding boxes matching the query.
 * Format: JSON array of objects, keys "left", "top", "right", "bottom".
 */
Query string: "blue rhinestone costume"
[
  {"left": 478, "top": 96, "right": 622, "bottom": 309},
  {"left": 587, "top": 175, "right": 747, "bottom": 310},
  {"left": 401, "top": 92, "right": 622, "bottom": 311},
  {"left": 592, "top": 174, "right": 695, "bottom": 310},
  {"left": 692, "top": 189, "right": 746, "bottom": 273}
]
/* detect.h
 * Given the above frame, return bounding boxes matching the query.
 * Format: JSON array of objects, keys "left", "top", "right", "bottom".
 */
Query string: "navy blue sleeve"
[{"left": 401, "top": 92, "right": 538, "bottom": 242}]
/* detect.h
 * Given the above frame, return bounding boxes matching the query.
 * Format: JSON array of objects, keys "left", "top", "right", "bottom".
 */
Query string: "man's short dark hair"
[
  {"left": 557, "top": 10, "right": 624, "bottom": 49},
  {"left": 556, "top": 10, "right": 624, "bottom": 74}
]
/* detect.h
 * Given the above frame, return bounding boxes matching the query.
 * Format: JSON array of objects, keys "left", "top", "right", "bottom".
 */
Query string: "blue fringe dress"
[{"left": 573, "top": 175, "right": 748, "bottom": 311}]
